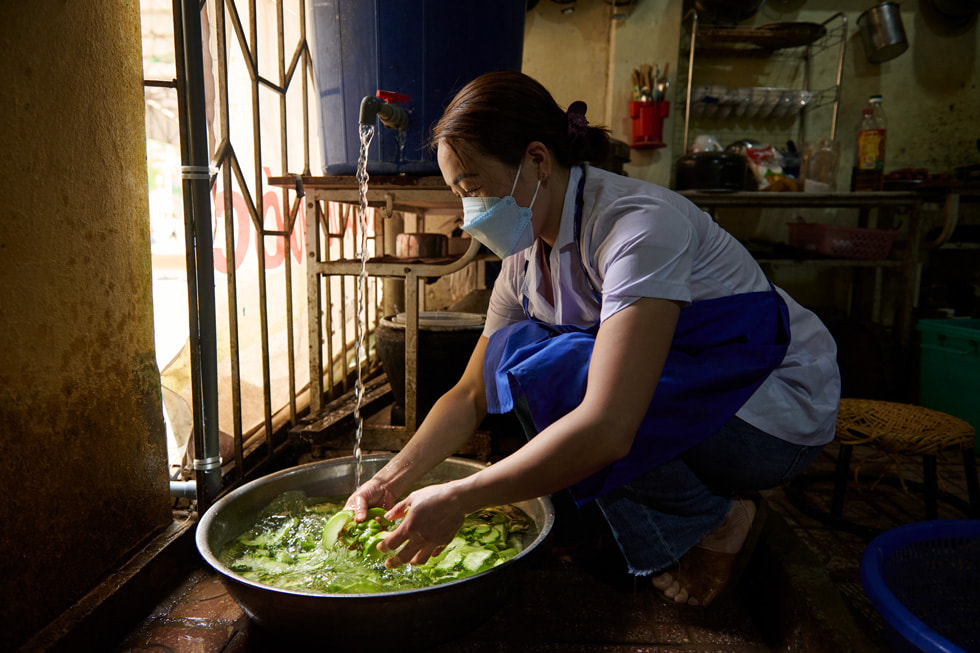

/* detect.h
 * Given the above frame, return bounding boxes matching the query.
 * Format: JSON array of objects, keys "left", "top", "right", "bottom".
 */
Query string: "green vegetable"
[
  {"left": 219, "top": 492, "right": 534, "bottom": 595},
  {"left": 238, "top": 517, "right": 296, "bottom": 547},
  {"left": 322, "top": 510, "right": 352, "bottom": 545},
  {"left": 463, "top": 549, "right": 493, "bottom": 572}
]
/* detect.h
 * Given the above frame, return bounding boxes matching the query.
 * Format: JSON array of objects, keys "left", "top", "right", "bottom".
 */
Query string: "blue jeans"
[{"left": 592, "top": 416, "right": 823, "bottom": 575}]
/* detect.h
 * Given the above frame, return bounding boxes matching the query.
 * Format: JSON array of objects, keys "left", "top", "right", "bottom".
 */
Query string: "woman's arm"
[
  {"left": 344, "top": 336, "right": 490, "bottom": 519},
  {"left": 379, "top": 296, "right": 681, "bottom": 566}
]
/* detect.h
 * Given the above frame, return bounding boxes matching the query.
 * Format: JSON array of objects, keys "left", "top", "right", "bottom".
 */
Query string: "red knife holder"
[{"left": 630, "top": 100, "right": 669, "bottom": 150}]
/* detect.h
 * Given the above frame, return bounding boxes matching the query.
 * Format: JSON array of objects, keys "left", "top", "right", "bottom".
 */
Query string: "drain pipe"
[
  {"left": 170, "top": 479, "right": 198, "bottom": 499},
  {"left": 169, "top": 0, "right": 222, "bottom": 510}
]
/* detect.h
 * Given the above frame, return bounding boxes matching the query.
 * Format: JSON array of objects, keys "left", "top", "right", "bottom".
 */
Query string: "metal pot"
[
  {"left": 858, "top": 2, "right": 909, "bottom": 63},
  {"left": 196, "top": 454, "right": 555, "bottom": 651},
  {"left": 675, "top": 152, "right": 748, "bottom": 191},
  {"left": 395, "top": 232, "right": 448, "bottom": 258}
]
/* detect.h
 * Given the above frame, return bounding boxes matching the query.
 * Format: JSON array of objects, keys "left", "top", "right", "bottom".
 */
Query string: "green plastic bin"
[{"left": 917, "top": 319, "right": 980, "bottom": 453}]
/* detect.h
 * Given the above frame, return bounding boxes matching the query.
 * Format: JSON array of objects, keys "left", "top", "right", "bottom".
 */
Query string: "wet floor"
[{"left": 114, "top": 441, "right": 978, "bottom": 652}]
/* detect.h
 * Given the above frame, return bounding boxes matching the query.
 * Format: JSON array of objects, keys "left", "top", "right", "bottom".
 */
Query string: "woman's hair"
[{"left": 430, "top": 70, "right": 610, "bottom": 169}]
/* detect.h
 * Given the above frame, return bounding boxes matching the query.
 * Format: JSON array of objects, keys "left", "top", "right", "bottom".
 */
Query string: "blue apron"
[{"left": 484, "top": 168, "right": 791, "bottom": 505}]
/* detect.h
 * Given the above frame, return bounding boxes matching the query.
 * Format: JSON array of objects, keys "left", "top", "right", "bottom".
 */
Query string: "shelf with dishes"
[
  {"left": 678, "top": 11, "right": 847, "bottom": 152},
  {"left": 687, "top": 85, "right": 838, "bottom": 121}
]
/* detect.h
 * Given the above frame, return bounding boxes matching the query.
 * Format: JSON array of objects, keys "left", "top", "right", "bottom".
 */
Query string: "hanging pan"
[{"left": 858, "top": 2, "right": 909, "bottom": 63}]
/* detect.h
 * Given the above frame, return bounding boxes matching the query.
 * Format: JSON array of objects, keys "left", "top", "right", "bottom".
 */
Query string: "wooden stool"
[{"left": 790, "top": 398, "right": 980, "bottom": 536}]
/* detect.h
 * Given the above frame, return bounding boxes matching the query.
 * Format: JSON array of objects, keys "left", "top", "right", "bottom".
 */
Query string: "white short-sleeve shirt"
[{"left": 484, "top": 165, "right": 840, "bottom": 447}]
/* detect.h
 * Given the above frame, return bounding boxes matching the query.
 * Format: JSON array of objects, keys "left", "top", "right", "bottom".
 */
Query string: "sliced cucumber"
[
  {"left": 321, "top": 510, "right": 352, "bottom": 545},
  {"left": 479, "top": 528, "right": 500, "bottom": 544},
  {"left": 462, "top": 549, "right": 493, "bottom": 572}
]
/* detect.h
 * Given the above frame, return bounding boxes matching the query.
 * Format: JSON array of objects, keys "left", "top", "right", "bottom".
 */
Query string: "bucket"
[
  {"left": 308, "top": 0, "right": 526, "bottom": 176},
  {"left": 857, "top": 2, "right": 909, "bottom": 64},
  {"left": 376, "top": 311, "right": 485, "bottom": 425},
  {"left": 917, "top": 318, "right": 980, "bottom": 452}
]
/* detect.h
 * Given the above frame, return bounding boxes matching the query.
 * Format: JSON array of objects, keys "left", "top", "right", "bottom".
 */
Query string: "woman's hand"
[
  {"left": 343, "top": 478, "right": 396, "bottom": 523},
  {"left": 378, "top": 482, "right": 467, "bottom": 569}
]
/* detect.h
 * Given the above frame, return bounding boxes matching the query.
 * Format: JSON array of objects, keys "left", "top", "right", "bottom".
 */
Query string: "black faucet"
[{"left": 359, "top": 90, "right": 409, "bottom": 131}]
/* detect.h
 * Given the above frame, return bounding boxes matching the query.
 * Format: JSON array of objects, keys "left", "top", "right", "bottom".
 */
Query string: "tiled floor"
[
  {"left": 113, "top": 440, "right": 979, "bottom": 653},
  {"left": 764, "top": 440, "right": 979, "bottom": 646}
]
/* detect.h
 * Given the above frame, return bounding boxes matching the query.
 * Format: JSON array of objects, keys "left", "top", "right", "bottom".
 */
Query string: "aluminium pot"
[
  {"left": 858, "top": 2, "right": 909, "bottom": 63},
  {"left": 675, "top": 151, "right": 748, "bottom": 191},
  {"left": 196, "top": 454, "right": 555, "bottom": 651}
]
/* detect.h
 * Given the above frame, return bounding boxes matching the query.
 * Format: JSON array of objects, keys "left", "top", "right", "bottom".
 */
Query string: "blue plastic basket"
[{"left": 860, "top": 520, "right": 980, "bottom": 653}]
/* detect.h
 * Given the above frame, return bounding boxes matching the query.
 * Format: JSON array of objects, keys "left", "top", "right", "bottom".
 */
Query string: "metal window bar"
[{"left": 152, "top": 0, "right": 386, "bottom": 507}]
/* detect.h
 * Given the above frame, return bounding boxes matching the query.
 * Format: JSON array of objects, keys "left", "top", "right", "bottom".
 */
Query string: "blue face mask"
[{"left": 461, "top": 161, "right": 541, "bottom": 259}]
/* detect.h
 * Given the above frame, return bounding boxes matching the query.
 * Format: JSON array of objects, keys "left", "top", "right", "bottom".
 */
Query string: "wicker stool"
[{"left": 790, "top": 398, "right": 980, "bottom": 536}]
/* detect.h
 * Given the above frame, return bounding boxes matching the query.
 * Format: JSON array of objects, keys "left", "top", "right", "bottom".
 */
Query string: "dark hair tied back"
[
  {"left": 567, "top": 101, "right": 588, "bottom": 139},
  {"left": 431, "top": 71, "right": 610, "bottom": 169}
]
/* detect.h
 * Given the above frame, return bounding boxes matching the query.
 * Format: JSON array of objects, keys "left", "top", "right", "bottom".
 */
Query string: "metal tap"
[{"left": 359, "top": 90, "right": 410, "bottom": 130}]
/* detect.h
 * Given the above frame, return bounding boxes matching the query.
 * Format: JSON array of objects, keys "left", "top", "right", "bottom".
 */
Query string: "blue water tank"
[{"left": 309, "top": 0, "right": 526, "bottom": 175}]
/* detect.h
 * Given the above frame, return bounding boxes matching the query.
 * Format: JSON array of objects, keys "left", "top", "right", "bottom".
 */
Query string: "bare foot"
[
  {"left": 651, "top": 498, "right": 757, "bottom": 606},
  {"left": 651, "top": 568, "right": 690, "bottom": 604},
  {"left": 698, "top": 497, "right": 756, "bottom": 554}
]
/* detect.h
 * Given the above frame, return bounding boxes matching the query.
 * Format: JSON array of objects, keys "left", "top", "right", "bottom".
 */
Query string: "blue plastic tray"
[{"left": 861, "top": 520, "right": 980, "bottom": 653}]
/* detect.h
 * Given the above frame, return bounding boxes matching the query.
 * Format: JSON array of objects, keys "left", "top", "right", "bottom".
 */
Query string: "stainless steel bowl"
[{"left": 196, "top": 454, "right": 555, "bottom": 650}]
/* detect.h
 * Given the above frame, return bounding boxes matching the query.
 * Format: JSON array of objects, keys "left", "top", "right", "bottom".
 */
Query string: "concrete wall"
[
  {"left": 0, "top": 2, "right": 172, "bottom": 648},
  {"left": 522, "top": 0, "right": 979, "bottom": 325},
  {"left": 524, "top": 0, "right": 980, "bottom": 188},
  {"left": 524, "top": 0, "right": 685, "bottom": 186}
]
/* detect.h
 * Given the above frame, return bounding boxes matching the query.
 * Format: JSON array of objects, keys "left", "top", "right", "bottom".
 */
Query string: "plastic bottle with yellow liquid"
[{"left": 851, "top": 95, "right": 887, "bottom": 191}]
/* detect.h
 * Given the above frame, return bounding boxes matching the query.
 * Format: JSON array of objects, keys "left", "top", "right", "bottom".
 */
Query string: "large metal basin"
[{"left": 196, "top": 454, "right": 555, "bottom": 650}]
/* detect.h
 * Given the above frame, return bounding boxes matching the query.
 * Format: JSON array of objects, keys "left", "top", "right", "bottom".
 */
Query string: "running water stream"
[{"left": 353, "top": 123, "right": 375, "bottom": 489}]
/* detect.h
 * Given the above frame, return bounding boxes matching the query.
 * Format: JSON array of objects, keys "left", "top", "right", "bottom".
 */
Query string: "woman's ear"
[{"left": 526, "top": 141, "right": 552, "bottom": 182}]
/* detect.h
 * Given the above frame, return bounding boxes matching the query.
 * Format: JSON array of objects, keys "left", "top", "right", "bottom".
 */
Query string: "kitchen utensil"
[
  {"left": 395, "top": 232, "right": 448, "bottom": 258},
  {"left": 698, "top": 22, "right": 826, "bottom": 49},
  {"left": 755, "top": 22, "right": 827, "bottom": 48},
  {"left": 729, "top": 87, "right": 752, "bottom": 117},
  {"left": 640, "top": 64, "right": 653, "bottom": 100},
  {"left": 857, "top": 3, "right": 909, "bottom": 63},
  {"left": 675, "top": 152, "right": 748, "bottom": 191},
  {"left": 197, "top": 454, "right": 555, "bottom": 649},
  {"left": 656, "top": 62, "right": 669, "bottom": 100}
]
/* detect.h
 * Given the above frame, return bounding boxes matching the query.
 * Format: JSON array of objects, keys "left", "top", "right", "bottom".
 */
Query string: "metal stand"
[{"left": 270, "top": 174, "right": 485, "bottom": 450}]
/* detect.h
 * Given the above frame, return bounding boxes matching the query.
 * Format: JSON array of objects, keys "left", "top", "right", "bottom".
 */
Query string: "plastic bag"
[{"left": 743, "top": 143, "right": 784, "bottom": 190}]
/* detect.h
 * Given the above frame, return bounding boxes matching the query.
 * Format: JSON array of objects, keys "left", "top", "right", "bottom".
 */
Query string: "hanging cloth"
[{"left": 483, "top": 168, "right": 790, "bottom": 505}]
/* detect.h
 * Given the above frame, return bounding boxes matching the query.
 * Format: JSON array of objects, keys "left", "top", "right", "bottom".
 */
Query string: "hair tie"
[{"left": 567, "top": 101, "right": 588, "bottom": 139}]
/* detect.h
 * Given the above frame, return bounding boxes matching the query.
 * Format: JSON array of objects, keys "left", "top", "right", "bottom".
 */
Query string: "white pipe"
[{"left": 170, "top": 480, "right": 197, "bottom": 499}]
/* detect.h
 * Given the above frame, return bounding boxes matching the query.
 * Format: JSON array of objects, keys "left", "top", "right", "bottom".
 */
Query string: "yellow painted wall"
[
  {"left": 0, "top": 2, "right": 172, "bottom": 647},
  {"left": 524, "top": 0, "right": 685, "bottom": 185},
  {"left": 522, "top": 0, "right": 979, "bottom": 321},
  {"left": 524, "top": 0, "right": 980, "bottom": 189}
]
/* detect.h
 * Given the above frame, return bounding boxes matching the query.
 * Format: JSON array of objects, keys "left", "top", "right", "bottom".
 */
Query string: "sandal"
[{"left": 651, "top": 497, "right": 768, "bottom": 607}]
